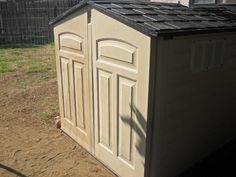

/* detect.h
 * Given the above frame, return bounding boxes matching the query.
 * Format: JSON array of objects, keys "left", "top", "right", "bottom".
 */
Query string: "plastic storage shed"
[{"left": 50, "top": 1, "right": 236, "bottom": 177}]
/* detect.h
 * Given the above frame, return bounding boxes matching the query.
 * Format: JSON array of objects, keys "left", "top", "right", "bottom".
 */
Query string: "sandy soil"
[{"left": 0, "top": 47, "right": 115, "bottom": 177}]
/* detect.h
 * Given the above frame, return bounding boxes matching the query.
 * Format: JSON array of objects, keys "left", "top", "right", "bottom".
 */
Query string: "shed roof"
[{"left": 50, "top": 0, "right": 236, "bottom": 37}]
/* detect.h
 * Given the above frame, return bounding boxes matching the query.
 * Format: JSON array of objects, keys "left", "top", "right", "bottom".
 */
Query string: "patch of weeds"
[
  {"left": 40, "top": 106, "right": 59, "bottom": 121},
  {"left": 48, "top": 42, "right": 55, "bottom": 47},
  {"left": 10, "top": 50, "right": 22, "bottom": 55},
  {"left": 16, "top": 79, "right": 32, "bottom": 87},
  {"left": 16, "top": 61, "right": 25, "bottom": 69},
  {"left": 0, "top": 61, "right": 16, "bottom": 73},
  {"left": 38, "top": 76, "right": 50, "bottom": 82},
  {"left": 0, "top": 44, "right": 55, "bottom": 74},
  {"left": 0, "top": 56, "right": 17, "bottom": 62},
  {"left": 27, "top": 65, "right": 52, "bottom": 74},
  {"left": 0, "top": 55, "right": 17, "bottom": 73}
]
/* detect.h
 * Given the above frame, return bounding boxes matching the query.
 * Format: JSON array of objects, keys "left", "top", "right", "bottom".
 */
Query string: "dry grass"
[
  {"left": 0, "top": 44, "right": 59, "bottom": 121},
  {"left": 0, "top": 44, "right": 55, "bottom": 76}
]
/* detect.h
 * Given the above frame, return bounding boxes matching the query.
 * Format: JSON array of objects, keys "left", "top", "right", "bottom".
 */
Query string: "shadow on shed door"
[{"left": 121, "top": 104, "right": 146, "bottom": 162}]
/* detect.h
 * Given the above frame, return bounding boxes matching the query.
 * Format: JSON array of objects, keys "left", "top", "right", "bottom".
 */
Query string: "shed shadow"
[
  {"left": 0, "top": 163, "right": 27, "bottom": 177},
  {"left": 179, "top": 139, "right": 236, "bottom": 177},
  {"left": 120, "top": 104, "right": 146, "bottom": 162}
]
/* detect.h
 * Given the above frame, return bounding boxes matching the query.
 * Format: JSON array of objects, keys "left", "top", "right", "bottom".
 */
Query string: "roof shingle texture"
[{"left": 50, "top": 0, "right": 236, "bottom": 37}]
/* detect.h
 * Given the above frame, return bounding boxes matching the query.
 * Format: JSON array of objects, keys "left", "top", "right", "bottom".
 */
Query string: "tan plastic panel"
[
  {"left": 98, "top": 39, "right": 136, "bottom": 64},
  {"left": 91, "top": 9, "right": 151, "bottom": 177},
  {"left": 54, "top": 10, "right": 92, "bottom": 152},
  {"left": 59, "top": 33, "right": 83, "bottom": 53}
]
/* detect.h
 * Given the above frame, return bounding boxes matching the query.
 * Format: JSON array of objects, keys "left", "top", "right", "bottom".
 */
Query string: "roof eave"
[
  {"left": 49, "top": 0, "right": 89, "bottom": 26},
  {"left": 159, "top": 27, "right": 236, "bottom": 39}
]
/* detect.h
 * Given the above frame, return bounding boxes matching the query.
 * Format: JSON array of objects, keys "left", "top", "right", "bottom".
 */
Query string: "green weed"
[
  {"left": 0, "top": 60, "right": 16, "bottom": 73},
  {"left": 40, "top": 106, "right": 59, "bottom": 120},
  {"left": 26, "top": 65, "right": 52, "bottom": 74}
]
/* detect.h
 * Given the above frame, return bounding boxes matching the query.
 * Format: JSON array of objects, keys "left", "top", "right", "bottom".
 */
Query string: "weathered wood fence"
[{"left": 0, "top": 0, "right": 81, "bottom": 47}]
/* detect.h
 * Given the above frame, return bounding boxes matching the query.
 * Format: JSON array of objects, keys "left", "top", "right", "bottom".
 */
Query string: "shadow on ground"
[
  {"left": 180, "top": 139, "right": 236, "bottom": 177},
  {"left": 0, "top": 164, "right": 27, "bottom": 177}
]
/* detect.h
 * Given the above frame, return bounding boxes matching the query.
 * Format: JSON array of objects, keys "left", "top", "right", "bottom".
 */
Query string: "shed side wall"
[{"left": 150, "top": 33, "right": 236, "bottom": 177}]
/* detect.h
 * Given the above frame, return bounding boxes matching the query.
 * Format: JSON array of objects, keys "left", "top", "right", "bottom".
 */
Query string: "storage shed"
[{"left": 50, "top": 1, "right": 236, "bottom": 177}]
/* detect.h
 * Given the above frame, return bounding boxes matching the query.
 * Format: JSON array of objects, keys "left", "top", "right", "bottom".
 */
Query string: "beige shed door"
[
  {"left": 91, "top": 10, "right": 151, "bottom": 177},
  {"left": 54, "top": 11, "right": 92, "bottom": 152}
]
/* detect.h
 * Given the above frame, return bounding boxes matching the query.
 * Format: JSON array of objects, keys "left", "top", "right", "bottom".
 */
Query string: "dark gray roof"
[{"left": 50, "top": 0, "right": 236, "bottom": 37}]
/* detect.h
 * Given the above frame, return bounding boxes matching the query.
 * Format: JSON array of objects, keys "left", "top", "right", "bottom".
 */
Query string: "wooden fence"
[{"left": 0, "top": 0, "right": 81, "bottom": 47}]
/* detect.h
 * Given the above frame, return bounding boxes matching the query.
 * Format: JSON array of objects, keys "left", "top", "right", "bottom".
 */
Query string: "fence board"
[{"left": 0, "top": 0, "right": 81, "bottom": 47}]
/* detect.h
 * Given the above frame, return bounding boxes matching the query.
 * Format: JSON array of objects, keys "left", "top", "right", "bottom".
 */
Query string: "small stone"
[
  {"left": 54, "top": 119, "right": 61, "bottom": 129},
  {"left": 54, "top": 116, "right": 60, "bottom": 120}
]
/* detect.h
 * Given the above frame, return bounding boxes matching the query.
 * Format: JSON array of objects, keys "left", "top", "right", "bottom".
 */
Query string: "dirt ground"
[{"left": 0, "top": 45, "right": 115, "bottom": 177}]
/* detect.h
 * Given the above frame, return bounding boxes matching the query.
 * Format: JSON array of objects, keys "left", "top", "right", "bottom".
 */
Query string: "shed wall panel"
[{"left": 150, "top": 33, "right": 236, "bottom": 177}]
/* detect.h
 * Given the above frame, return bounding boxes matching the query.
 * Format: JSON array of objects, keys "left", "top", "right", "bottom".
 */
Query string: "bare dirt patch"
[{"left": 0, "top": 45, "right": 115, "bottom": 177}]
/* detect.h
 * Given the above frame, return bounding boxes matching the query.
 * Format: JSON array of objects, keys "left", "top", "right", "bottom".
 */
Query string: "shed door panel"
[
  {"left": 74, "top": 61, "right": 86, "bottom": 130},
  {"left": 97, "top": 69, "right": 112, "bottom": 150},
  {"left": 118, "top": 77, "right": 136, "bottom": 163},
  {"left": 92, "top": 10, "right": 151, "bottom": 177},
  {"left": 54, "top": 12, "right": 92, "bottom": 152},
  {"left": 60, "top": 57, "right": 71, "bottom": 120}
]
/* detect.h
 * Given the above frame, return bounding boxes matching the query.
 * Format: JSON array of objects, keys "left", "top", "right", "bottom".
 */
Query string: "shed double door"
[{"left": 55, "top": 10, "right": 151, "bottom": 177}]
